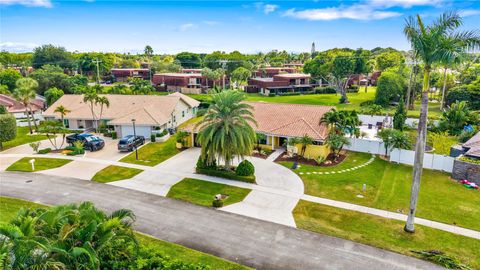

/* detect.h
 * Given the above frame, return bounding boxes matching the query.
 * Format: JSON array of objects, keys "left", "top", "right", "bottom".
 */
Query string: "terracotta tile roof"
[
  {"left": 466, "top": 147, "right": 480, "bottom": 158},
  {"left": 0, "top": 94, "right": 44, "bottom": 113},
  {"left": 183, "top": 102, "right": 333, "bottom": 141},
  {"left": 464, "top": 132, "right": 480, "bottom": 158},
  {"left": 43, "top": 93, "right": 199, "bottom": 126}
]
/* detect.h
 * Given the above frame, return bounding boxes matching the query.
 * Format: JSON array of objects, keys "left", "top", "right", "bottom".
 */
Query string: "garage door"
[{"left": 120, "top": 125, "right": 152, "bottom": 138}]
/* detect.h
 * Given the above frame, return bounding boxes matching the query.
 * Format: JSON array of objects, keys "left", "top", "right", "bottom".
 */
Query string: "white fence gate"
[{"left": 389, "top": 148, "right": 454, "bottom": 173}]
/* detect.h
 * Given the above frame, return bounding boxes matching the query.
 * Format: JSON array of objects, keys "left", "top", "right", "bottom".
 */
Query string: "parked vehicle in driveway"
[
  {"left": 117, "top": 135, "right": 145, "bottom": 152},
  {"left": 66, "top": 133, "right": 105, "bottom": 151}
]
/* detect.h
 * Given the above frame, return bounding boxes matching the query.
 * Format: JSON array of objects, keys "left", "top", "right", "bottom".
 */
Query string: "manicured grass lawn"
[
  {"left": 280, "top": 151, "right": 480, "bottom": 231},
  {"left": 6, "top": 157, "right": 72, "bottom": 172},
  {"left": 120, "top": 136, "right": 179, "bottom": 166},
  {"left": 1, "top": 126, "right": 48, "bottom": 151},
  {"left": 187, "top": 87, "right": 442, "bottom": 119},
  {"left": 91, "top": 165, "right": 143, "bottom": 183},
  {"left": 167, "top": 178, "right": 251, "bottom": 207},
  {"left": 294, "top": 200, "right": 480, "bottom": 269},
  {"left": 0, "top": 197, "right": 250, "bottom": 270}
]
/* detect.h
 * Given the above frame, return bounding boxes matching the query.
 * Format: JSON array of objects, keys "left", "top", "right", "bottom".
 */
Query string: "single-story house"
[
  {"left": 43, "top": 92, "right": 200, "bottom": 138},
  {"left": 247, "top": 73, "right": 313, "bottom": 95},
  {"left": 451, "top": 132, "right": 480, "bottom": 160},
  {"left": 111, "top": 68, "right": 150, "bottom": 82},
  {"left": 183, "top": 102, "right": 333, "bottom": 159},
  {"left": 0, "top": 94, "right": 45, "bottom": 119}
]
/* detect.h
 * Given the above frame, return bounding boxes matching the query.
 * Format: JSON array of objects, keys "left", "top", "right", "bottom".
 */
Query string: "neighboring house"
[
  {"left": 152, "top": 73, "right": 223, "bottom": 94},
  {"left": 451, "top": 132, "right": 480, "bottom": 160},
  {"left": 283, "top": 63, "right": 304, "bottom": 69},
  {"left": 43, "top": 92, "right": 200, "bottom": 138},
  {"left": 347, "top": 74, "right": 368, "bottom": 86},
  {"left": 253, "top": 67, "right": 297, "bottom": 78},
  {"left": 451, "top": 132, "right": 480, "bottom": 184},
  {"left": 247, "top": 73, "right": 313, "bottom": 95},
  {"left": 111, "top": 68, "right": 150, "bottom": 82},
  {"left": 181, "top": 68, "right": 203, "bottom": 74},
  {"left": 183, "top": 102, "right": 333, "bottom": 158},
  {"left": 0, "top": 94, "right": 45, "bottom": 119},
  {"left": 369, "top": 71, "right": 382, "bottom": 86}
]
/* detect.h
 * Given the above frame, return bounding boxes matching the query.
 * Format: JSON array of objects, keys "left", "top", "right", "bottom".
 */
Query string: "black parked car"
[
  {"left": 118, "top": 135, "right": 145, "bottom": 152},
  {"left": 66, "top": 133, "right": 105, "bottom": 151}
]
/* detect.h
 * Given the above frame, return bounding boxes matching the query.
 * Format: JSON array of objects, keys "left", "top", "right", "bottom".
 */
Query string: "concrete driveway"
[
  {"left": 40, "top": 160, "right": 108, "bottom": 180},
  {"left": 0, "top": 157, "right": 21, "bottom": 171},
  {"left": 83, "top": 137, "right": 130, "bottom": 161},
  {"left": 1, "top": 172, "right": 443, "bottom": 270}
]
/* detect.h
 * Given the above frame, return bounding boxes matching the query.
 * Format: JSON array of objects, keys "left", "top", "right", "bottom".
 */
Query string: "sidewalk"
[{"left": 1, "top": 152, "right": 479, "bottom": 240}]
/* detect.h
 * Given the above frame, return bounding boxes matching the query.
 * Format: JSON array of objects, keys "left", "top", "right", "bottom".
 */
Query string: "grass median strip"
[
  {"left": 6, "top": 157, "right": 72, "bottom": 172},
  {"left": 0, "top": 196, "right": 250, "bottom": 270},
  {"left": 91, "top": 165, "right": 143, "bottom": 183},
  {"left": 120, "top": 136, "right": 179, "bottom": 166},
  {"left": 294, "top": 200, "right": 480, "bottom": 269},
  {"left": 167, "top": 178, "right": 251, "bottom": 207}
]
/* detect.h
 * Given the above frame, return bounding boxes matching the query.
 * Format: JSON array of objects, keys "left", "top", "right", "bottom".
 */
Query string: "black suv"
[
  {"left": 118, "top": 135, "right": 145, "bottom": 152},
  {"left": 66, "top": 133, "right": 105, "bottom": 151}
]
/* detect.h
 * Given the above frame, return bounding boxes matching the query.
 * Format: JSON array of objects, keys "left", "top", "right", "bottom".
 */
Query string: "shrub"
[
  {"left": 212, "top": 199, "right": 224, "bottom": 208},
  {"left": 339, "top": 96, "right": 347, "bottom": 104},
  {"left": 314, "top": 86, "right": 337, "bottom": 94},
  {"left": 360, "top": 100, "right": 374, "bottom": 107},
  {"left": 236, "top": 160, "right": 255, "bottom": 176},
  {"left": 196, "top": 167, "right": 255, "bottom": 183},
  {"left": 0, "top": 113, "right": 16, "bottom": 150},
  {"left": 176, "top": 131, "right": 189, "bottom": 144},
  {"left": 196, "top": 108, "right": 207, "bottom": 117},
  {"left": 110, "top": 131, "right": 117, "bottom": 139},
  {"left": 38, "top": 148, "right": 52, "bottom": 154},
  {"left": 156, "top": 129, "right": 168, "bottom": 137},
  {"left": 29, "top": 142, "right": 41, "bottom": 153},
  {"left": 268, "top": 93, "right": 276, "bottom": 97},
  {"left": 374, "top": 71, "right": 404, "bottom": 107},
  {"left": 458, "top": 129, "right": 477, "bottom": 143},
  {"left": 346, "top": 85, "right": 359, "bottom": 93},
  {"left": 150, "top": 134, "right": 156, "bottom": 142}
]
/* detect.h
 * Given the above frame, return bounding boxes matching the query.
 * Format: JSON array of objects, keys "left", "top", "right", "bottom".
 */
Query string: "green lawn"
[
  {"left": 6, "top": 157, "right": 72, "bottom": 172},
  {"left": 294, "top": 200, "right": 480, "bottom": 269},
  {"left": 1, "top": 126, "right": 48, "bottom": 152},
  {"left": 280, "top": 151, "right": 480, "bottom": 231},
  {"left": 91, "top": 165, "right": 143, "bottom": 183},
  {"left": 187, "top": 87, "right": 442, "bottom": 119},
  {"left": 0, "top": 197, "right": 250, "bottom": 270},
  {"left": 120, "top": 136, "right": 179, "bottom": 166},
  {"left": 167, "top": 178, "right": 251, "bottom": 207}
]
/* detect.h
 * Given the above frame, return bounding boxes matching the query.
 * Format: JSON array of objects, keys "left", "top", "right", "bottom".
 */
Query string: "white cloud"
[
  {"left": 283, "top": 4, "right": 401, "bottom": 21},
  {"left": 459, "top": 9, "right": 480, "bottom": 17},
  {"left": 0, "top": 42, "right": 38, "bottom": 52},
  {"left": 0, "top": 0, "right": 52, "bottom": 7},
  {"left": 369, "top": 0, "right": 443, "bottom": 8},
  {"left": 179, "top": 23, "right": 197, "bottom": 31},
  {"left": 263, "top": 4, "right": 279, "bottom": 14}
]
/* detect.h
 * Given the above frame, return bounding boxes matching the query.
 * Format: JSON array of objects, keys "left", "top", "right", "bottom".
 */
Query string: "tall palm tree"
[
  {"left": 403, "top": 11, "right": 480, "bottom": 233},
  {"left": 96, "top": 96, "right": 110, "bottom": 125},
  {"left": 13, "top": 78, "right": 39, "bottom": 134},
  {"left": 54, "top": 105, "right": 71, "bottom": 128},
  {"left": 83, "top": 89, "right": 99, "bottom": 131},
  {"left": 196, "top": 90, "right": 257, "bottom": 169}
]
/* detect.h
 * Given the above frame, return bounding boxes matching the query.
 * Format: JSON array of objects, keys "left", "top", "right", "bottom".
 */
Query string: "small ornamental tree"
[
  {"left": 0, "top": 113, "right": 17, "bottom": 150},
  {"left": 38, "top": 120, "right": 69, "bottom": 150},
  {"left": 376, "top": 128, "right": 411, "bottom": 157},
  {"left": 393, "top": 98, "right": 407, "bottom": 131},
  {"left": 325, "top": 132, "right": 350, "bottom": 159},
  {"left": 236, "top": 160, "right": 255, "bottom": 176}
]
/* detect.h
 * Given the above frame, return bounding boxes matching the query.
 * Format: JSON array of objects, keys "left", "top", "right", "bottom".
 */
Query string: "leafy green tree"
[
  {"left": 376, "top": 128, "right": 410, "bottom": 157},
  {"left": 439, "top": 101, "right": 478, "bottom": 135},
  {"left": 299, "top": 134, "right": 314, "bottom": 157},
  {"left": 54, "top": 105, "right": 71, "bottom": 128},
  {"left": 30, "top": 65, "right": 87, "bottom": 95},
  {"left": 375, "top": 51, "right": 405, "bottom": 71},
  {"left": 403, "top": 11, "right": 480, "bottom": 233},
  {"left": 393, "top": 99, "right": 407, "bottom": 131},
  {"left": 37, "top": 120, "right": 69, "bottom": 149},
  {"left": 446, "top": 77, "right": 480, "bottom": 110},
  {"left": 0, "top": 84, "right": 9, "bottom": 94},
  {"left": 325, "top": 132, "right": 350, "bottom": 159},
  {"left": 255, "top": 132, "right": 266, "bottom": 151},
  {"left": 13, "top": 78, "right": 39, "bottom": 134},
  {"left": 196, "top": 90, "right": 257, "bottom": 168},
  {"left": 374, "top": 71, "right": 405, "bottom": 107},
  {"left": 44, "top": 87, "right": 64, "bottom": 105},
  {"left": 365, "top": 104, "right": 383, "bottom": 116},
  {"left": 332, "top": 56, "right": 355, "bottom": 103},
  {"left": 96, "top": 96, "right": 110, "bottom": 121},
  {"left": 130, "top": 78, "right": 154, "bottom": 94},
  {"left": 0, "top": 105, "right": 7, "bottom": 114},
  {"left": 144, "top": 45, "right": 154, "bottom": 57},
  {"left": 231, "top": 67, "right": 252, "bottom": 88},
  {"left": 175, "top": 52, "right": 202, "bottom": 68},
  {"left": 32, "top": 44, "right": 73, "bottom": 69},
  {"left": 83, "top": 89, "right": 99, "bottom": 131},
  {"left": 0, "top": 113, "right": 16, "bottom": 150},
  {"left": 0, "top": 68, "right": 22, "bottom": 91}
]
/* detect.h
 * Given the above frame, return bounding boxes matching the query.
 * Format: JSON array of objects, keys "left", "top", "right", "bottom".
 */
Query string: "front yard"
[
  {"left": 6, "top": 157, "right": 72, "bottom": 172},
  {"left": 294, "top": 200, "right": 480, "bottom": 269},
  {"left": 0, "top": 196, "right": 250, "bottom": 270},
  {"left": 167, "top": 178, "right": 251, "bottom": 207},
  {"left": 1, "top": 126, "right": 48, "bottom": 151},
  {"left": 91, "top": 165, "right": 143, "bottom": 183},
  {"left": 120, "top": 136, "right": 179, "bottom": 166},
  {"left": 280, "top": 151, "right": 480, "bottom": 231}
]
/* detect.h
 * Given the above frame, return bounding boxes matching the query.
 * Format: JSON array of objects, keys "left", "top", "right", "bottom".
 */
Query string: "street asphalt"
[{"left": 0, "top": 172, "right": 443, "bottom": 270}]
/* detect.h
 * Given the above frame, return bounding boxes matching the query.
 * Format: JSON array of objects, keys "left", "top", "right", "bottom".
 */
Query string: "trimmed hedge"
[
  {"left": 196, "top": 167, "right": 255, "bottom": 183},
  {"left": 38, "top": 148, "right": 51, "bottom": 154},
  {"left": 236, "top": 160, "right": 255, "bottom": 176},
  {"left": 314, "top": 86, "right": 337, "bottom": 94}
]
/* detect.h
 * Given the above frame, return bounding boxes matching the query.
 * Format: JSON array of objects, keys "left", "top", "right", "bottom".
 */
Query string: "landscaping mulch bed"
[
  {"left": 275, "top": 153, "right": 347, "bottom": 167},
  {"left": 251, "top": 150, "right": 274, "bottom": 159}
]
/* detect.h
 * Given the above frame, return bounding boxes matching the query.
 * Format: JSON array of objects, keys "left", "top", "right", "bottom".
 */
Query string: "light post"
[{"left": 132, "top": 119, "right": 138, "bottom": 160}]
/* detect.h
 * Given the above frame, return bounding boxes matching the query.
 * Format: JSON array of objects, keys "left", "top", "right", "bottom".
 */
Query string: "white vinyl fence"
[
  {"left": 389, "top": 148, "right": 454, "bottom": 173},
  {"left": 344, "top": 138, "right": 386, "bottom": 155},
  {"left": 358, "top": 114, "right": 438, "bottom": 128}
]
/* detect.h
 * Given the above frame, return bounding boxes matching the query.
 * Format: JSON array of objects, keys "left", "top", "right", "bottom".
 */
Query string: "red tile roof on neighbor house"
[
  {"left": 0, "top": 94, "right": 44, "bottom": 113},
  {"left": 463, "top": 132, "right": 480, "bottom": 158},
  {"left": 183, "top": 101, "right": 333, "bottom": 141}
]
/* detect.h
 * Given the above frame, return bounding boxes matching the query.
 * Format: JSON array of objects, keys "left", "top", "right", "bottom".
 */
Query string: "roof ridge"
[{"left": 299, "top": 117, "right": 323, "bottom": 138}]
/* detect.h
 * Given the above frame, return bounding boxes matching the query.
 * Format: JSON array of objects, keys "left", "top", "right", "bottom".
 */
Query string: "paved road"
[{"left": 0, "top": 172, "right": 442, "bottom": 270}]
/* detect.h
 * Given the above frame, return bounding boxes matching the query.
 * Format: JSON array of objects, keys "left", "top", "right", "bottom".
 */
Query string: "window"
[
  {"left": 173, "top": 116, "right": 176, "bottom": 122},
  {"left": 182, "top": 111, "right": 185, "bottom": 118}
]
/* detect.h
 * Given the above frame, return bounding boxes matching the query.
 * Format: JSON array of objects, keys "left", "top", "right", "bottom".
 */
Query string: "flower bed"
[{"left": 275, "top": 153, "right": 347, "bottom": 167}]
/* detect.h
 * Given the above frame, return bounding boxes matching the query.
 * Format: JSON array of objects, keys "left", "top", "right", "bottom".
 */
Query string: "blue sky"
[{"left": 1, "top": 0, "right": 479, "bottom": 54}]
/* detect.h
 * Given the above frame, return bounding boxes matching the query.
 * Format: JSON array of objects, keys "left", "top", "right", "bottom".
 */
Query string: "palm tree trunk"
[
  {"left": 405, "top": 69, "right": 430, "bottom": 233},
  {"left": 406, "top": 66, "right": 414, "bottom": 112},
  {"left": 24, "top": 107, "right": 33, "bottom": 134},
  {"left": 440, "top": 67, "right": 447, "bottom": 111},
  {"left": 28, "top": 106, "right": 39, "bottom": 131},
  {"left": 409, "top": 69, "right": 418, "bottom": 110}
]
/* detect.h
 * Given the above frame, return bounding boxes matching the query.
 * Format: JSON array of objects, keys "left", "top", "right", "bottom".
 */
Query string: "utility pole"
[{"left": 92, "top": 58, "right": 102, "bottom": 84}]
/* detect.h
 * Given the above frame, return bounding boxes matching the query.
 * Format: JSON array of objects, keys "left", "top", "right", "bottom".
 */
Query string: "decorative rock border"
[{"left": 298, "top": 155, "right": 376, "bottom": 175}]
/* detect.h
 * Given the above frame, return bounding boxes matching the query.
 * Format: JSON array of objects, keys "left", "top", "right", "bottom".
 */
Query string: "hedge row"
[{"left": 196, "top": 167, "right": 256, "bottom": 183}]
